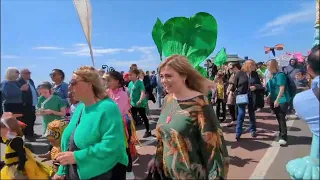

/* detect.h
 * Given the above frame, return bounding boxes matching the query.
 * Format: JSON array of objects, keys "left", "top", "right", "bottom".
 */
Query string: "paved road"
[{"left": 1, "top": 102, "right": 312, "bottom": 180}]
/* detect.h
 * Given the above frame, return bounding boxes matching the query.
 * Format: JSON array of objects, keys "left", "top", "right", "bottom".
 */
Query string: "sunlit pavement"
[{"left": 1, "top": 102, "right": 312, "bottom": 179}]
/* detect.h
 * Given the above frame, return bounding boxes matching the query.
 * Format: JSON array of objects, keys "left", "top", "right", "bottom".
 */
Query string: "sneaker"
[
  {"left": 251, "top": 132, "right": 257, "bottom": 137},
  {"left": 226, "top": 121, "right": 236, "bottom": 127},
  {"left": 143, "top": 131, "right": 151, "bottom": 138},
  {"left": 278, "top": 139, "right": 287, "bottom": 146},
  {"left": 235, "top": 136, "right": 240, "bottom": 141}
]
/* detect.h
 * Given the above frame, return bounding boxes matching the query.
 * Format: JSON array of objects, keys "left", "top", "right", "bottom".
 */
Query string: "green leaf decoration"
[
  {"left": 195, "top": 65, "right": 208, "bottom": 78},
  {"left": 152, "top": 12, "right": 218, "bottom": 73},
  {"left": 214, "top": 48, "right": 227, "bottom": 67},
  {"left": 151, "top": 18, "right": 164, "bottom": 60}
]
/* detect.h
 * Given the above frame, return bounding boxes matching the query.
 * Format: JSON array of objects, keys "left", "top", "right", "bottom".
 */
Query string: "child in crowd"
[
  {"left": 44, "top": 120, "right": 68, "bottom": 176},
  {"left": 128, "top": 68, "right": 151, "bottom": 138},
  {"left": 105, "top": 71, "right": 140, "bottom": 172},
  {"left": 0, "top": 113, "right": 51, "bottom": 179},
  {"left": 212, "top": 70, "right": 227, "bottom": 122},
  {"left": 295, "top": 70, "right": 310, "bottom": 94},
  {"left": 37, "top": 82, "right": 66, "bottom": 135}
]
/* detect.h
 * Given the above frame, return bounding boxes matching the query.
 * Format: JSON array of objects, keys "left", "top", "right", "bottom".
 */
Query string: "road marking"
[{"left": 249, "top": 119, "right": 295, "bottom": 179}]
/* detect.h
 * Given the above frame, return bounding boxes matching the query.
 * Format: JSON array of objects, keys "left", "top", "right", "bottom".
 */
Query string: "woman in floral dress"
[{"left": 148, "top": 55, "right": 229, "bottom": 180}]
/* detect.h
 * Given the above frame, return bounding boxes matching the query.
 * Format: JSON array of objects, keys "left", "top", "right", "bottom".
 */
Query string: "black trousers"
[
  {"left": 216, "top": 99, "right": 226, "bottom": 121},
  {"left": 274, "top": 102, "right": 289, "bottom": 141},
  {"left": 21, "top": 104, "right": 36, "bottom": 137},
  {"left": 126, "top": 123, "right": 132, "bottom": 172},
  {"left": 227, "top": 104, "right": 237, "bottom": 121},
  {"left": 131, "top": 107, "right": 150, "bottom": 132},
  {"left": 3, "top": 103, "right": 23, "bottom": 121}
]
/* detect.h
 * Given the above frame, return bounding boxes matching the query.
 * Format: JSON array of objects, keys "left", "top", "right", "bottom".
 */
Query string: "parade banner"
[{"left": 73, "top": 0, "right": 95, "bottom": 66}]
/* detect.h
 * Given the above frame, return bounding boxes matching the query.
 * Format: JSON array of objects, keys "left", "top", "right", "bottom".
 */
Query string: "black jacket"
[
  {"left": 17, "top": 78, "right": 38, "bottom": 106},
  {"left": 233, "top": 71, "right": 264, "bottom": 109}
]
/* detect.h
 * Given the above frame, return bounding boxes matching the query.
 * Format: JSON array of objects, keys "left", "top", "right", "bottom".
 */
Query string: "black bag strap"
[
  {"left": 312, "top": 87, "right": 320, "bottom": 102},
  {"left": 76, "top": 108, "right": 83, "bottom": 126}
]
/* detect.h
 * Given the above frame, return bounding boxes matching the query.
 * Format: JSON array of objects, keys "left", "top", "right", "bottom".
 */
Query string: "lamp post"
[
  {"left": 315, "top": 0, "right": 319, "bottom": 46},
  {"left": 101, "top": 65, "right": 115, "bottom": 73}
]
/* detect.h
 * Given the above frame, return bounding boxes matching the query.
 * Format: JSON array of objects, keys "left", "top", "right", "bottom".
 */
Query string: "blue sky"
[{"left": 1, "top": 0, "right": 316, "bottom": 84}]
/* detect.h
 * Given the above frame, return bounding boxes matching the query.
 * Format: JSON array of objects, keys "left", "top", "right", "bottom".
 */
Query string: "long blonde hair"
[
  {"left": 159, "top": 55, "right": 208, "bottom": 94},
  {"left": 5, "top": 67, "right": 19, "bottom": 81},
  {"left": 73, "top": 66, "right": 108, "bottom": 99}
]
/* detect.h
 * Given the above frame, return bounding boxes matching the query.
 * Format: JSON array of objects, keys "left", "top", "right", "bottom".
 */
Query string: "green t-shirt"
[
  {"left": 267, "top": 72, "right": 291, "bottom": 104},
  {"left": 128, "top": 80, "right": 147, "bottom": 108},
  {"left": 37, "top": 95, "right": 66, "bottom": 133}
]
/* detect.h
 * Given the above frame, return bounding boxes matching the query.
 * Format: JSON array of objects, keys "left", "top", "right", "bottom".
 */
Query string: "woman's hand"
[
  {"left": 274, "top": 100, "right": 279, "bottom": 108},
  {"left": 56, "top": 151, "right": 76, "bottom": 165},
  {"left": 249, "top": 86, "right": 256, "bottom": 91},
  {"left": 1, "top": 112, "right": 23, "bottom": 120},
  {"left": 147, "top": 158, "right": 156, "bottom": 173},
  {"left": 147, "top": 157, "right": 162, "bottom": 173},
  {"left": 20, "top": 84, "right": 29, "bottom": 91},
  {"left": 52, "top": 174, "right": 65, "bottom": 180},
  {"left": 43, "top": 109, "right": 53, "bottom": 115}
]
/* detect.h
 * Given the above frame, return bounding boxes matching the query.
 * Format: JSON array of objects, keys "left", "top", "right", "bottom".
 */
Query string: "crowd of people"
[{"left": 0, "top": 44, "right": 319, "bottom": 179}]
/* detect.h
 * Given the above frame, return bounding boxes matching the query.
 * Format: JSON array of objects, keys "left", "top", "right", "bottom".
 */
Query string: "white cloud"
[
  {"left": 1, "top": 55, "right": 20, "bottom": 59},
  {"left": 257, "top": 2, "right": 315, "bottom": 38},
  {"left": 104, "top": 46, "right": 160, "bottom": 71},
  {"left": 32, "top": 46, "right": 64, "bottom": 50},
  {"left": 62, "top": 43, "right": 156, "bottom": 57}
]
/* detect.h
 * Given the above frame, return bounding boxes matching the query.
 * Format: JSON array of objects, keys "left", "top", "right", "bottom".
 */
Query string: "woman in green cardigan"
[{"left": 52, "top": 66, "right": 128, "bottom": 180}]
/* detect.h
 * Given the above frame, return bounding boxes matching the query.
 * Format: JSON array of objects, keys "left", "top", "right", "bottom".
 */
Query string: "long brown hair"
[
  {"left": 159, "top": 55, "right": 208, "bottom": 94},
  {"left": 242, "top": 60, "right": 256, "bottom": 73}
]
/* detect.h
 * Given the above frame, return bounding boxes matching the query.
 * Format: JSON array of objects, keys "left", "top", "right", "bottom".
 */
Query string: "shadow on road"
[
  {"left": 229, "top": 155, "right": 259, "bottom": 167},
  {"left": 227, "top": 138, "right": 273, "bottom": 151},
  {"left": 132, "top": 153, "right": 153, "bottom": 179},
  {"left": 25, "top": 142, "right": 49, "bottom": 155},
  {"left": 286, "top": 135, "right": 312, "bottom": 146},
  {"left": 136, "top": 121, "right": 157, "bottom": 131}
]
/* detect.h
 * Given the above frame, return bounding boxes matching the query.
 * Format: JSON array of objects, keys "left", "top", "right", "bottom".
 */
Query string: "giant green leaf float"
[
  {"left": 214, "top": 48, "right": 227, "bottom": 67},
  {"left": 151, "top": 12, "right": 218, "bottom": 77},
  {"left": 152, "top": 18, "right": 164, "bottom": 60}
]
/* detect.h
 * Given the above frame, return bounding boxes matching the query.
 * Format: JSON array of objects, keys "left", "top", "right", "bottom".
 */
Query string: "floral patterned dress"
[{"left": 155, "top": 94, "right": 229, "bottom": 180}]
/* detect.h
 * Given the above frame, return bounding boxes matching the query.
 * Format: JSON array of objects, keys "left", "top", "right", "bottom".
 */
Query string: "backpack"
[
  {"left": 151, "top": 75, "right": 157, "bottom": 88},
  {"left": 277, "top": 72, "right": 297, "bottom": 98}
]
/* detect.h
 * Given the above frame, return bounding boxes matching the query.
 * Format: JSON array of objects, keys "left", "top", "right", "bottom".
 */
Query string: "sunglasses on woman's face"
[{"left": 69, "top": 79, "right": 85, "bottom": 86}]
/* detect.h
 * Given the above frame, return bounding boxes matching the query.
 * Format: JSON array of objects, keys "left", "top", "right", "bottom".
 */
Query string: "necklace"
[{"left": 166, "top": 98, "right": 179, "bottom": 124}]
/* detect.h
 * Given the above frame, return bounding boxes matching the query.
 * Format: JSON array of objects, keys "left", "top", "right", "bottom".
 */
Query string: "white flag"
[{"left": 73, "top": 0, "right": 95, "bottom": 66}]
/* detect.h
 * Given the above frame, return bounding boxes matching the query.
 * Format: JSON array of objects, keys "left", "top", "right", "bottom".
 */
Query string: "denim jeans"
[
  {"left": 156, "top": 88, "right": 163, "bottom": 107},
  {"left": 236, "top": 103, "right": 257, "bottom": 137}
]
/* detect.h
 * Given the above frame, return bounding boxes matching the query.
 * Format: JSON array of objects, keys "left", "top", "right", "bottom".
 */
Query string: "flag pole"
[{"left": 73, "top": 0, "right": 95, "bottom": 67}]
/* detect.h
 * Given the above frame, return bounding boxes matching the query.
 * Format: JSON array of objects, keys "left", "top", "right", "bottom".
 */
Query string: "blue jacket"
[
  {"left": 52, "top": 82, "right": 69, "bottom": 106},
  {"left": 1, "top": 80, "right": 22, "bottom": 104}
]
